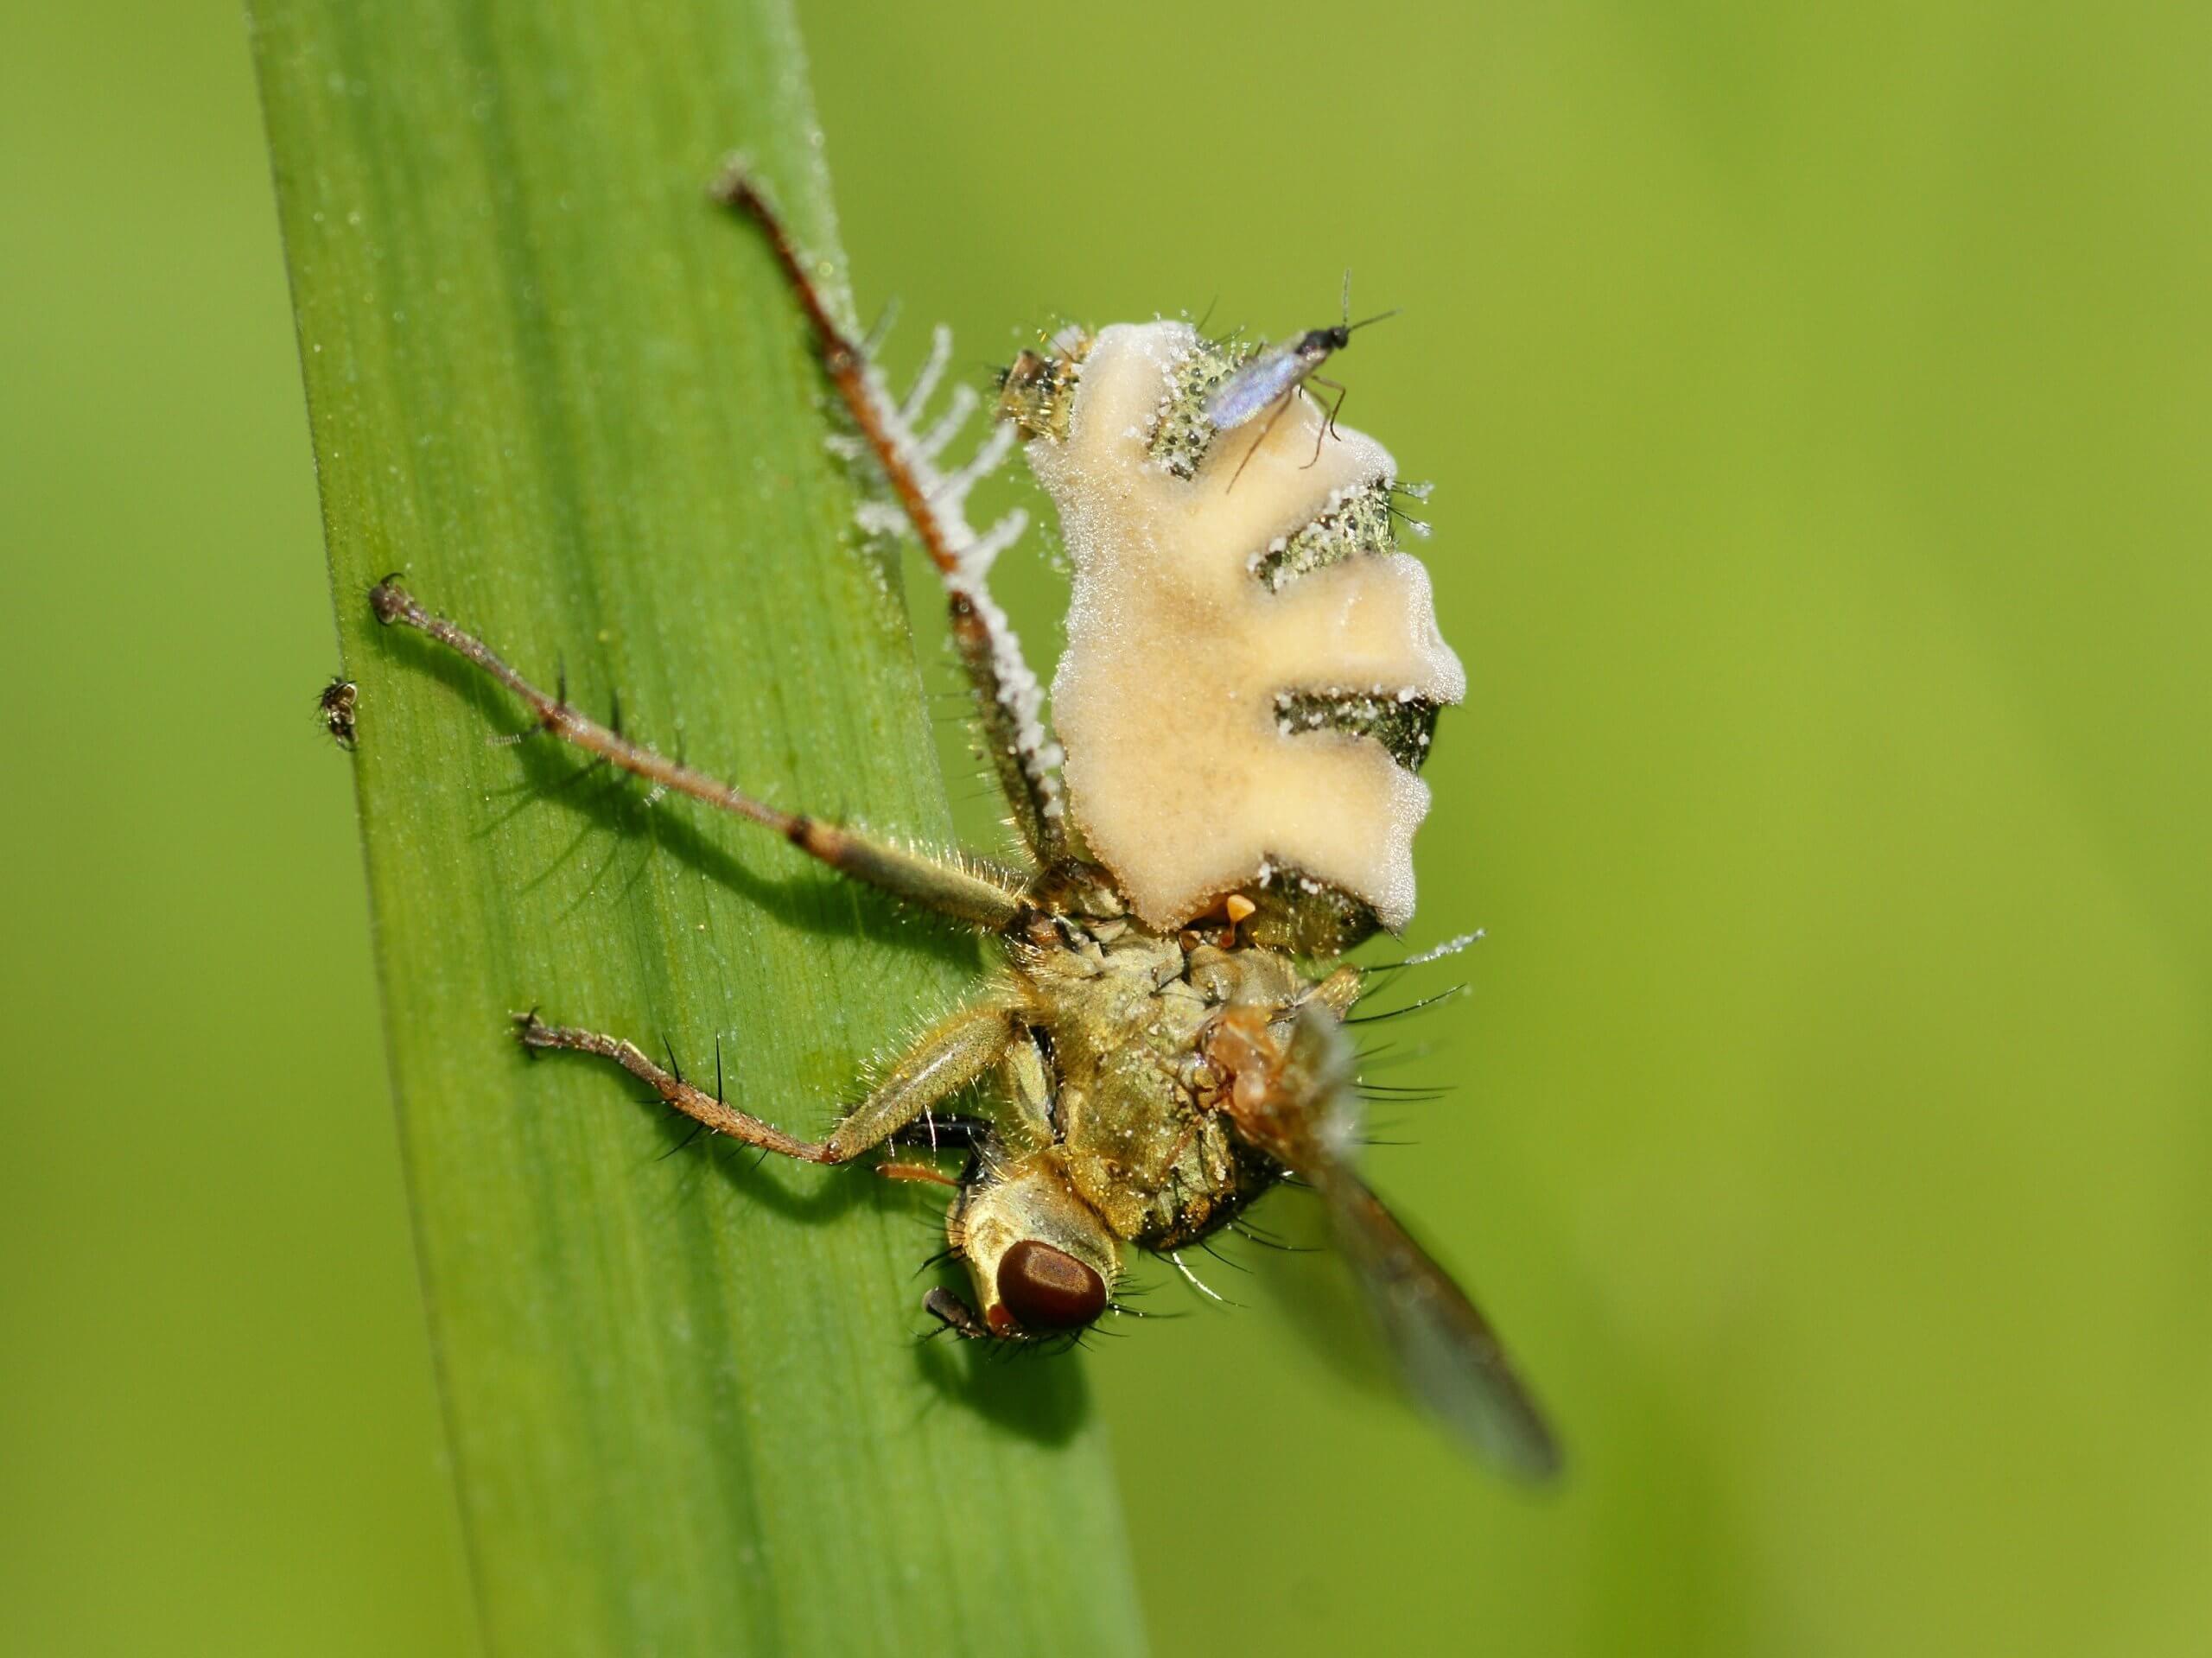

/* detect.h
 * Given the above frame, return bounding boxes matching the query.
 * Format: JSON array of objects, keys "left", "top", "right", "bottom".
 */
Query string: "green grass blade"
[{"left": 249, "top": 3, "right": 1146, "bottom": 1654}]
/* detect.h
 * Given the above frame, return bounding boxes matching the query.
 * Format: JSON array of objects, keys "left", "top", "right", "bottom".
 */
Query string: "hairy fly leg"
[
  {"left": 369, "top": 580, "right": 1025, "bottom": 930},
  {"left": 514, "top": 1000, "right": 1018, "bottom": 1165},
  {"left": 711, "top": 163, "right": 1066, "bottom": 865}
]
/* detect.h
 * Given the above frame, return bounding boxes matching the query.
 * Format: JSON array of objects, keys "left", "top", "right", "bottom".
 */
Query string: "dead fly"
[
  {"left": 369, "top": 164, "right": 1560, "bottom": 1481},
  {"left": 1205, "top": 272, "right": 1397, "bottom": 489},
  {"left": 318, "top": 676, "right": 358, "bottom": 749}
]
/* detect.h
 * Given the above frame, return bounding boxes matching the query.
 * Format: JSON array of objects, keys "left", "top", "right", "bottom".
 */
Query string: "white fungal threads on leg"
[
  {"left": 851, "top": 322, "right": 1065, "bottom": 822},
  {"left": 1024, "top": 321, "right": 1465, "bottom": 931}
]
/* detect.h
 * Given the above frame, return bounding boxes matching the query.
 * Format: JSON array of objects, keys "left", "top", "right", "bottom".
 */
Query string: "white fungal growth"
[
  {"left": 853, "top": 499, "right": 909, "bottom": 540},
  {"left": 844, "top": 320, "right": 1065, "bottom": 820},
  {"left": 1400, "top": 930, "right": 1484, "bottom": 966},
  {"left": 1026, "top": 321, "right": 1465, "bottom": 931},
  {"left": 899, "top": 324, "right": 954, "bottom": 426},
  {"left": 915, "top": 384, "right": 980, "bottom": 462}
]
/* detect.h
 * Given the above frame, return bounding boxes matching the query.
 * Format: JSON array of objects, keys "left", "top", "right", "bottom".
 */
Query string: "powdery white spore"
[{"left": 1399, "top": 930, "right": 1484, "bottom": 967}]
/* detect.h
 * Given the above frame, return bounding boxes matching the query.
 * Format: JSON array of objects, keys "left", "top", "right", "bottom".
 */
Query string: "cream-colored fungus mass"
[{"left": 1026, "top": 321, "right": 1465, "bottom": 932}]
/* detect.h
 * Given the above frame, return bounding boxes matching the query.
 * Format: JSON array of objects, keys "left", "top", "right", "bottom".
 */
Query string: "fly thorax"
[{"left": 1018, "top": 320, "right": 1465, "bottom": 954}]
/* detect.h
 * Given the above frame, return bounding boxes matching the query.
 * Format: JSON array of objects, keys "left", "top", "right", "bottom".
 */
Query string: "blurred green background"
[{"left": 5, "top": 1, "right": 2207, "bottom": 1654}]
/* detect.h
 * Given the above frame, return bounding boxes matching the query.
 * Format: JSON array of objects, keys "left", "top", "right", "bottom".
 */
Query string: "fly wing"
[
  {"left": 1321, "top": 1164, "right": 1563, "bottom": 1481},
  {"left": 1265, "top": 1004, "right": 1565, "bottom": 1483}
]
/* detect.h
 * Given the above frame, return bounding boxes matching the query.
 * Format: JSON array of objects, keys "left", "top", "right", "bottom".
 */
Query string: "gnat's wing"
[
  {"left": 1204, "top": 342, "right": 1302, "bottom": 431},
  {"left": 1264, "top": 1005, "right": 1564, "bottom": 1483}
]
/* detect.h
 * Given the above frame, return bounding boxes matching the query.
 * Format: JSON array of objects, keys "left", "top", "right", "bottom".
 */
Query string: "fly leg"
[
  {"left": 514, "top": 1000, "right": 1017, "bottom": 1165},
  {"left": 371, "top": 581, "right": 1024, "bottom": 930},
  {"left": 1301, "top": 376, "right": 1348, "bottom": 468},
  {"left": 1224, "top": 386, "right": 1300, "bottom": 493},
  {"left": 711, "top": 164, "right": 1066, "bottom": 866}
]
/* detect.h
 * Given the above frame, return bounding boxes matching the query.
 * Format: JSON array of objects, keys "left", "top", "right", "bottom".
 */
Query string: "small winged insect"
[
  {"left": 318, "top": 676, "right": 358, "bottom": 750},
  {"left": 370, "top": 163, "right": 1560, "bottom": 1481},
  {"left": 1204, "top": 272, "right": 1397, "bottom": 490}
]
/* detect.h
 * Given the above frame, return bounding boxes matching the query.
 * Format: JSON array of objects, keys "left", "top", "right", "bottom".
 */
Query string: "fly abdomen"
[{"left": 1012, "top": 320, "right": 1464, "bottom": 943}]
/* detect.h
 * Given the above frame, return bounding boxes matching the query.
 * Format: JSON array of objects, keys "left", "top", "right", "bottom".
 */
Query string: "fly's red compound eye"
[{"left": 995, "top": 1240, "right": 1108, "bottom": 1331}]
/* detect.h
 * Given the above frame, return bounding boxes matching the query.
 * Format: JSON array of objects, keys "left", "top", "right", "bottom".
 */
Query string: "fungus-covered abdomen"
[{"left": 1020, "top": 321, "right": 1464, "bottom": 947}]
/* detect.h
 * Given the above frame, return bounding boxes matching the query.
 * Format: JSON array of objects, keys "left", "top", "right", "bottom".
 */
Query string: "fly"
[
  {"left": 318, "top": 676, "right": 358, "bottom": 750},
  {"left": 367, "top": 162, "right": 1560, "bottom": 1483},
  {"left": 1205, "top": 272, "right": 1397, "bottom": 490}
]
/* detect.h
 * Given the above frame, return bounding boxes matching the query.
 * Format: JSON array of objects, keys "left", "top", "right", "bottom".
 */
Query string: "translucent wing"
[
  {"left": 1205, "top": 342, "right": 1306, "bottom": 431},
  {"left": 1321, "top": 1162, "right": 1563, "bottom": 1481},
  {"left": 1235, "top": 1003, "right": 1564, "bottom": 1482}
]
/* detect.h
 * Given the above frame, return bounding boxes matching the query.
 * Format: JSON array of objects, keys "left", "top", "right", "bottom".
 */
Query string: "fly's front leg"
[
  {"left": 828, "top": 1002, "right": 1018, "bottom": 1161},
  {"left": 1303, "top": 376, "right": 1348, "bottom": 467},
  {"left": 515, "top": 1000, "right": 1017, "bottom": 1165},
  {"left": 1225, "top": 387, "right": 1299, "bottom": 493},
  {"left": 995, "top": 1027, "right": 1057, "bottom": 1156},
  {"left": 711, "top": 164, "right": 1068, "bottom": 866},
  {"left": 371, "top": 581, "right": 1025, "bottom": 930}
]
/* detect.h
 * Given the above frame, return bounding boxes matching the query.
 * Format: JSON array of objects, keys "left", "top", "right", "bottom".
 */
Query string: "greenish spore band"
[
  {"left": 1251, "top": 476, "right": 1397, "bottom": 590},
  {"left": 1276, "top": 689, "right": 1441, "bottom": 772},
  {"left": 1148, "top": 332, "right": 1259, "bottom": 479}
]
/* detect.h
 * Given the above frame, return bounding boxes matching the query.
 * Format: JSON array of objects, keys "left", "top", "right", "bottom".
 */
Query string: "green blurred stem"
[{"left": 250, "top": 1, "right": 1146, "bottom": 1653}]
